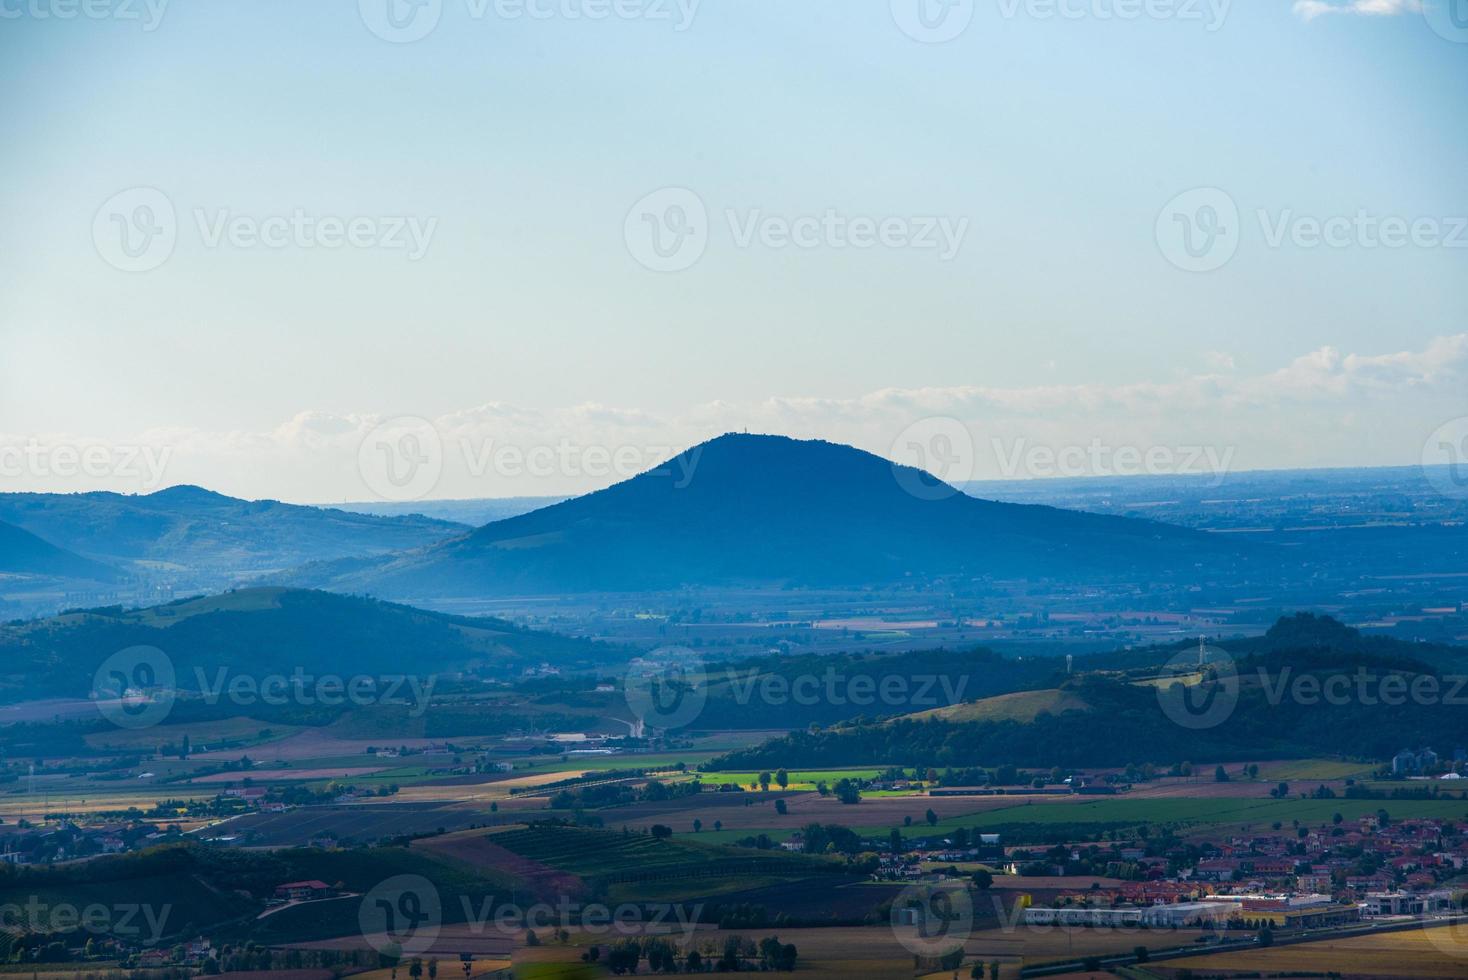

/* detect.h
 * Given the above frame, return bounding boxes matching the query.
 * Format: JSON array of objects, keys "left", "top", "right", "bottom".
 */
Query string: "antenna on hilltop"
[
  {"left": 1065, "top": 654, "right": 1073, "bottom": 675},
  {"left": 1199, "top": 636, "right": 1207, "bottom": 667}
]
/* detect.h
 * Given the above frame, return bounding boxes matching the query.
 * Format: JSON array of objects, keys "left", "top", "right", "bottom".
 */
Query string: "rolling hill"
[
  {"left": 0, "top": 485, "right": 466, "bottom": 585},
  {"left": 0, "top": 519, "right": 119, "bottom": 582},
  {"left": 299, "top": 433, "right": 1233, "bottom": 599},
  {"left": 711, "top": 616, "right": 1468, "bottom": 770},
  {"left": 0, "top": 586, "right": 618, "bottom": 705}
]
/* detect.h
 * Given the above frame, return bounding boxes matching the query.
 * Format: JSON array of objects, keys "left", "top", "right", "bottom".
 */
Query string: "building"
[
  {"left": 274, "top": 880, "right": 334, "bottom": 902},
  {"left": 1024, "top": 901, "right": 1241, "bottom": 929}
]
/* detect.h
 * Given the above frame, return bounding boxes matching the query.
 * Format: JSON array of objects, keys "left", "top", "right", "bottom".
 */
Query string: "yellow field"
[{"left": 1169, "top": 923, "right": 1468, "bottom": 977}]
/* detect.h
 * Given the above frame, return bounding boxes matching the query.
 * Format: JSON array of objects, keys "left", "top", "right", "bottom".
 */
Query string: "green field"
[
  {"left": 691, "top": 769, "right": 886, "bottom": 791},
  {"left": 1258, "top": 759, "right": 1380, "bottom": 781},
  {"left": 489, "top": 825, "right": 834, "bottom": 884}
]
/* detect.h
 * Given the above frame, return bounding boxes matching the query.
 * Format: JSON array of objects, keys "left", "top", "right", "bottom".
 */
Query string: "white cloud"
[
  {"left": 1293, "top": 0, "right": 1421, "bottom": 21},
  {"left": 3, "top": 335, "right": 1465, "bottom": 500}
]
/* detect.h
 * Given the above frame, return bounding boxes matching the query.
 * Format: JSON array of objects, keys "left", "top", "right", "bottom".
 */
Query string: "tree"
[
  {"left": 775, "top": 799, "right": 788, "bottom": 815},
  {"left": 714, "top": 820, "right": 723, "bottom": 832},
  {"left": 890, "top": 828, "right": 904, "bottom": 854},
  {"left": 409, "top": 959, "right": 424, "bottom": 979},
  {"left": 1214, "top": 765, "right": 1229, "bottom": 783},
  {"left": 1258, "top": 926, "right": 1274, "bottom": 948},
  {"left": 693, "top": 818, "right": 703, "bottom": 832},
  {"left": 775, "top": 769, "right": 789, "bottom": 789},
  {"left": 926, "top": 808, "right": 938, "bottom": 827},
  {"left": 686, "top": 949, "right": 703, "bottom": 972},
  {"left": 759, "top": 771, "right": 772, "bottom": 792},
  {"left": 651, "top": 824, "right": 673, "bottom": 840},
  {"left": 972, "top": 869, "right": 993, "bottom": 891}
]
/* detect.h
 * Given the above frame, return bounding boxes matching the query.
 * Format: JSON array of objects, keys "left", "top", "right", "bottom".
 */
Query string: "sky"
[{"left": 1, "top": 0, "right": 1465, "bottom": 502}]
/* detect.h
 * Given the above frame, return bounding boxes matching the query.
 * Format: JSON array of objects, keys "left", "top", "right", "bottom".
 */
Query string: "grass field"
[
  {"left": 1167, "top": 922, "right": 1468, "bottom": 977},
  {"left": 691, "top": 769, "right": 886, "bottom": 791}
]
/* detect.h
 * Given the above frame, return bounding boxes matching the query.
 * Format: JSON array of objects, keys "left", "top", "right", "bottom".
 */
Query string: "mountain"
[
  {"left": 0, "top": 520, "right": 119, "bottom": 582},
  {"left": 0, "top": 587, "right": 618, "bottom": 705},
  {"left": 0, "top": 486, "right": 466, "bottom": 586},
  {"left": 301, "top": 433, "right": 1231, "bottom": 598}
]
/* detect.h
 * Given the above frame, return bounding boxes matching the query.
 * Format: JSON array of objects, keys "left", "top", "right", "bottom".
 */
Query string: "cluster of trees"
[
  {"left": 551, "top": 777, "right": 702, "bottom": 811},
  {"left": 582, "top": 935, "right": 796, "bottom": 974}
]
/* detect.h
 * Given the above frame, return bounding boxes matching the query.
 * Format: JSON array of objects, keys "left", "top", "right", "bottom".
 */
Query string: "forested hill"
[
  {"left": 0, "top": 587, "right": 617, "bottom": 704},
  {"left": 709, "top": 643, "right": 1468, "bottom": 771}
]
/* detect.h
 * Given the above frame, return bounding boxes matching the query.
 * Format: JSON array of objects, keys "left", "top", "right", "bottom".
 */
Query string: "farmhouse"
[{"left": 274, "top": 879, "right": 335, "bottom": 902}]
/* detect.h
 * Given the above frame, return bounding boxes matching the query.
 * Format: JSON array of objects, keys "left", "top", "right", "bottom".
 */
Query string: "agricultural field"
[
  {"left": 485, "top": 824, "right": 837, "bottom": 885},
  {"left": 1165, "top": 922, "right": 1468, "bottom": 977}
]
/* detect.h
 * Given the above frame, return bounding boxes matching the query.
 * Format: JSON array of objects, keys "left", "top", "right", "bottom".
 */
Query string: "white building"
[{"left": 1024, "top": 901, "right": 1241, "bottom": 929}]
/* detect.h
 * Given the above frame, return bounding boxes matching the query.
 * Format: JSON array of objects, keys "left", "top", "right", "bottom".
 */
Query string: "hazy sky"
[{"left": 2, "top": 0, "right": 1465, "bottom": 501}]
